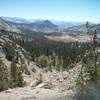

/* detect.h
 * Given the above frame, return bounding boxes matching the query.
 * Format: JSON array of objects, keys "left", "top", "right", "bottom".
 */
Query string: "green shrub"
[
  {"left": 3, "top": 43, "right": 16, "bottom": 61},
  {"left": 0, "top": 59, "right": 9, "bottom": 91},
  {"left": 10, "top": 59, "right": 24, "bottom": 87}
]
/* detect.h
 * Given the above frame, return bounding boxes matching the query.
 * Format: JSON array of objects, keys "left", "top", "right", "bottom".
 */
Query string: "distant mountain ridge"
[
  {"left": 0, "top": 17, "right": 99, "bottom": 34},
  {"left": 1, "top": 17, "right": 33, "bottom": 24},
  {"left": 1, "top": 17, "right": 84, "bottom": 26},
  {"left": 51, "top": 20, "right": 84, "bottom": 28},
  {"left": 0, "top": 17, "right": 84, "bottom": 32},
  {"left": 0, "top": 17, "right": 58, "bottom": 33}
]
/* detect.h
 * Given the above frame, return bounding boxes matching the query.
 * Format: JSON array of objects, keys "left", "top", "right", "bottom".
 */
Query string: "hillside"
[
  {"left": 0, "top": 20, "right": 100, "bottom": 100},
  {"left": 0, "top": 17, "right": 58, "bottom": 33},
  {"left": 0, "top": 63, "right": 81, "bottom": 100},
  {"left": 0, "top": 29, "right": 82, "bottom": 100},
  {"left": 0, "top": 17, "right": 85, "bottom": 34}
]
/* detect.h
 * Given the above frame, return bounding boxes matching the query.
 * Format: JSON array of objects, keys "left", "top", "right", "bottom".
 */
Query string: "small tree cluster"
[
  {"left": 76, "top": 22, "right": 98, "bottom": 100},
  {"left": 3, "top": 42, "right": 16, "bottom": 61},
  {"left": 10, "top": 59, "right": 24, "bottom": 87},
  {"left": 0, "top": 58, "right": 9, "bottom": 91}
]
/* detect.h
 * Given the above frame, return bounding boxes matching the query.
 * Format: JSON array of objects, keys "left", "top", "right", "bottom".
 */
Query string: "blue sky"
[{"left": 0, "top": 0, "right": 100, "bottom": 22}]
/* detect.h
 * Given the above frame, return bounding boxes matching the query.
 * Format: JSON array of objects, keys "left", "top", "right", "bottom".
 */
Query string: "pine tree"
[
  {"left": 85, "top": 22, "right": 98, "bottom": 79},
  {"left": 0, "top": 58, "right": 9, "bottom": 91},
  {"left": 92, "top": 30, "right": 97, "bottom": 77},
  {"left": 10, "top": 59, "right": 24, "bottom": 87},
  {"left": 10, "top": 59, "right": 18, "bottom": 87},
  {"left": 16, "top": 67, "right": 24, "bottom": 87}
]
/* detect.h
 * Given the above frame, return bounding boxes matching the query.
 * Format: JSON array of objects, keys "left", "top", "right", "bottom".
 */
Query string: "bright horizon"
[{"left": 0, "top": 0, "right": 100, "bottom": 23}]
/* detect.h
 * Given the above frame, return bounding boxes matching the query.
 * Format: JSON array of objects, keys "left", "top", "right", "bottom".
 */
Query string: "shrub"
[
  {"left": 0, "top": 58, "right": 9, "bottom": 91},
  {"left": 10, "top": 59, "right": 24, "bottom": 87},
  {"left": 3, "top": 43, "right": 16, "bottom": 61}
]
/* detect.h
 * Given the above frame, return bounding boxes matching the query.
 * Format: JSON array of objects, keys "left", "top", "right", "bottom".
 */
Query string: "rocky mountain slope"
[
  {"left": 67, "top": 23, "right": 100, "bottom": 36},
  {"left": 0, "top": 18, "right": 100, "bottom": 100},
  {"left": 0, "top": 62, "right": 81, "bottom": 100},
  {"left": 0, "top": 29, "right": 82, "bottom": 100},
  {"left": 0, "top": 17, "right": 85, "bottom": 34},
  {"left": 0, "top": 17, "right": 58, "bottom": 33},
  {"left": 0, "top": 17, "right": 99, "bottom": 36}
]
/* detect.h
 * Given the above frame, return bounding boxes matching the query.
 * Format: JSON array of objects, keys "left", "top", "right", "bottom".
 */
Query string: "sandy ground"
[
  {"left": 0, "top": 86, "right": 75, "bottom": 100},
  {"left": 0, "top": 63, "right": 81, "bottom": 100}
]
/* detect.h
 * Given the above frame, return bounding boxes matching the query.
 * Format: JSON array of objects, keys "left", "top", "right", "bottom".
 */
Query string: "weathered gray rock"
[
  {"left": 30, "top": 79, "right": 41, "bottom": 87},
  {"left": 5, "top": 88, "right": 12, "bottom": 93},
  {"left": 36, "top": 82, "right": 53, "bottom": 89}
]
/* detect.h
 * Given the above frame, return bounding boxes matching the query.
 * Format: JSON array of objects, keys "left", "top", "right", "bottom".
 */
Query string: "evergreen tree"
[
  {"left": 10, "top": 59, "right": 24, "bottom": 87},
  {"left": 16, "top": 67, "right": 24, "bottom": 87},
  {"left": 0, "top": 58, "right": 9, "bottom": 91},
  {"left": 92, "top": 30, "right": 97, "bottom": 77}
]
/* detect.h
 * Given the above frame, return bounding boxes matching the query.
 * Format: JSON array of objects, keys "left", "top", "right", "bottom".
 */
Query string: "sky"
[{"left": 0, "top": 0, "right": 100, "bottom": 23}]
